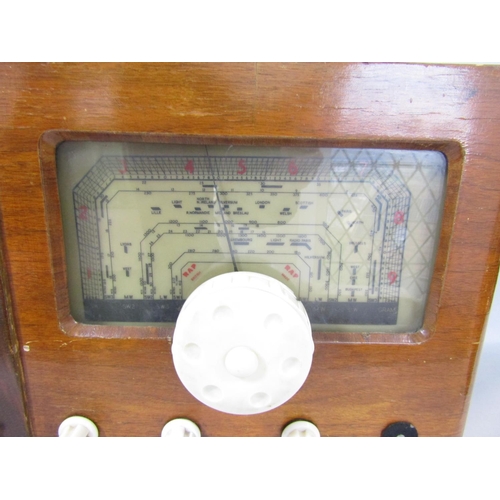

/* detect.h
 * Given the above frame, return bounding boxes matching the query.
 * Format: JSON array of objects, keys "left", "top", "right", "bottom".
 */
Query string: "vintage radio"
[{"left": 1, "top": 63, "right": 499, "bottom": 436}]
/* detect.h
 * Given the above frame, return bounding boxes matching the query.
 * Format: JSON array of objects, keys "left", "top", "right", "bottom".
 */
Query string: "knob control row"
[
  {"left": 58, "top": 416, "right": 320, "bottom": 437},
  {"left": 58, "top": 416, "right": 419, "bottom": 436}
]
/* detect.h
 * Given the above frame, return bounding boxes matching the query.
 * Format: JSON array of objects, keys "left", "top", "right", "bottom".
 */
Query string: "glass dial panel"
[{"left": 56, "top": 142, "right": 447, "bottom": 333}]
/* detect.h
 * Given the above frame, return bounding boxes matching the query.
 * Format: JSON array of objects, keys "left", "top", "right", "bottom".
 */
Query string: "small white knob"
[
  {"left": 161, "top": 418, "right": 201, "bottom": 437},
  {"left": 172, "top": 272, "right": 314, "bottom": 415},
  {"left": 281, "top": 420, "right": 320, "bottom": 437},
  {"left": 58, "top": 416, "right": 99, "bottom": 437}
]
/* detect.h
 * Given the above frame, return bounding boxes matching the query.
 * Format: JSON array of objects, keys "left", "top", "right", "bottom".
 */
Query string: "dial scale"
[{"left": 58, "top": 142, "right": 446, "bottom": 335}]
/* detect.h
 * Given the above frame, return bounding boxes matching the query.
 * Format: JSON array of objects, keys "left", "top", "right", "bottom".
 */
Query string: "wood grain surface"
[
  {"left": 0, "top": 216, "right": 29, "bottom": 436},
  {"left": 0, "top": 63, "right": 499, "bottom": 436}
]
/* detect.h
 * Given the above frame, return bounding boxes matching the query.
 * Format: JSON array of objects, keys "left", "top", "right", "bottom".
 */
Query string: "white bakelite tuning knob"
[
  {"left": 161, "top": 418, "right": 201, "bottom": 437},
  {"left": 281, "top": 420, "right": 321, "bottom": 437},
  {"left": 171, "top": 272, "right": 314, "bottom": 415},
  {"left": 58, "top": 416, "right": 99, "bottom": 437}
]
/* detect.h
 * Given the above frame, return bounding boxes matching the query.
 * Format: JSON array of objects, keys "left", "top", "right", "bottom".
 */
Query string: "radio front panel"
[{"left": 0, "top": 63, "right": 499, "bottom": 436}]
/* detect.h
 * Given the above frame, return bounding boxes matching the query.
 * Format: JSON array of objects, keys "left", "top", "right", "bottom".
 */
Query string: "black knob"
[{"left": 381, "top": 421, "right": 418, "bottom": 437}]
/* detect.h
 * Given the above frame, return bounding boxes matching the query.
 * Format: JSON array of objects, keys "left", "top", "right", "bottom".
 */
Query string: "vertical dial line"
[{"left": 205, "top": 147, "right": 238, "bottom": 272}]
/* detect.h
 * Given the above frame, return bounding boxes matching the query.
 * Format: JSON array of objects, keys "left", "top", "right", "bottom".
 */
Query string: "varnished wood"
[
  {"left": 0, "top": 216, "right": 29, "bottom": 436},
  {"left": 1, "top": 63, "right": 499, "bottom": 436}
]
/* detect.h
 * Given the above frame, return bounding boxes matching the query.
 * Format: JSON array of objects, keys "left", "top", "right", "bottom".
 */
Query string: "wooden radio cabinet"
[{"left": 1, "top": 63, "right": 499, "bottom": 436}]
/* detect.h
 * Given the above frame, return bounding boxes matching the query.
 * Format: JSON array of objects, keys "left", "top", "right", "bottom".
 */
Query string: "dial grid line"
[
  {"left": 397, "top": 162, "right": 446, "bottom": 296},
  {"left": 74, "top": 182, "right": 103, "bottom": 300}
]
